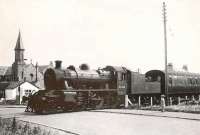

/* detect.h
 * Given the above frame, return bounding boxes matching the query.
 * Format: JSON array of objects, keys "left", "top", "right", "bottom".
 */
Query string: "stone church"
[{"left": 0, "top": 31, "right": 52, "bottom": 103}]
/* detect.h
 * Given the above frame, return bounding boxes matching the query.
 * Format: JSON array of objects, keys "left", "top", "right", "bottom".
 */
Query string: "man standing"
[{"left": 161, "top": 95, "right": 165, "bottom": 112}]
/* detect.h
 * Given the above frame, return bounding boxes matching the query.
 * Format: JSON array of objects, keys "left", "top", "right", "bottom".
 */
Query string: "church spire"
[
  {"left": 14, "top": 30, "right": 25, "bottom": 64},
  {"left": 15, "top": 31, "right": 24, "bottom": 50},
  {"left": 12, "top": 30, "right": 26, "bottom": 81}
]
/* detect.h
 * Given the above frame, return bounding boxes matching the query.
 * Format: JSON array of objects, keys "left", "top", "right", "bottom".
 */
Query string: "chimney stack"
[
  {"left": 182, "top": 65, "right": 188, "bottom": 72},
  {"left": 55, "top": 60, "right": 62, "bottom": 69}
]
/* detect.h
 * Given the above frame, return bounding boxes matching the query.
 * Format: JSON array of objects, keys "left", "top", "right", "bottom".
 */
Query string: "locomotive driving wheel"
[
  {"left": 109, "top": 93, "right": 121, "bottom": 109},
  {"left": 76, "top": 92, "right": 87, "bottom": 110},
  {"left": 94, "top": 96, "right": 104, "bottom": 109},
  {"left": 34, "top": 101, "right": 50, "bottom": 114},
  {"left": 87, "top": 92, "right": 104, "bottom": 109}
]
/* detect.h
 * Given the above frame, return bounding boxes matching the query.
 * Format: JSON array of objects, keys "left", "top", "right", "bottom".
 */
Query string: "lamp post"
[
  {"left": 163, "top": 2, "right": 169, "bottom": 105},
  {"left": 18, "top": 83, "right": 21, "bottom": 104}
]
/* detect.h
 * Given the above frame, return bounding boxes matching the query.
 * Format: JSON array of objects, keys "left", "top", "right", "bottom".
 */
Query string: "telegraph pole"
[
  {"left": 35, "top": 62, "right": 38, "bottom": 82},
  {"left": 163, "top": 2, "right": 169, "bottom": 105}
]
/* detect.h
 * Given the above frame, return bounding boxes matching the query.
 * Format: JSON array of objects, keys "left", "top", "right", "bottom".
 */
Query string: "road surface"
[{"left": 0, "top": 105, "right": 200, "bottom": 135}]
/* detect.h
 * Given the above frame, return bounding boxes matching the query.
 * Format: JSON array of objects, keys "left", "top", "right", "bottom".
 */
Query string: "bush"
[{"left": 0, "top": 117, "right": 59, "bottom": 135}]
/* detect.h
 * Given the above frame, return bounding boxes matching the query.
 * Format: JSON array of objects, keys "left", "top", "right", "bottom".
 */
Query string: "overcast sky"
[{"left": 0, "top": 0, "right": 200, "bottom": 73}]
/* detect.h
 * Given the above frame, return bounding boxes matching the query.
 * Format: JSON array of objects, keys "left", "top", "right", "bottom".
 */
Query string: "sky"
[{"left": 0, "top": 0, "right": 200, "bottom": 73}]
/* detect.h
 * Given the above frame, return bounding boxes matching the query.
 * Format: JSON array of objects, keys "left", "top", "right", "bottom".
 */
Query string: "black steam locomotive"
[{"left": 27, "top": 61, "right": 200, "bottom": 114}]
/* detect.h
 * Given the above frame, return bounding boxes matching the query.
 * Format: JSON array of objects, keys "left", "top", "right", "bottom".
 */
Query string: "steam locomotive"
[{"left": 28, "top": 61, "right": 200, "bottom": 114}]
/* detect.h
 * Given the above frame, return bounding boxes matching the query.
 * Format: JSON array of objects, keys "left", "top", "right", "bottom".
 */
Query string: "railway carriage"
[{"left": 145, "top": 69, "right": 200, "bottom": 104}]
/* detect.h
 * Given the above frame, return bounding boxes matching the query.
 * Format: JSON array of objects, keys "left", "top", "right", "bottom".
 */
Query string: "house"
[{"left": 5, "top": 81, "right": 39, "bottom": 104}]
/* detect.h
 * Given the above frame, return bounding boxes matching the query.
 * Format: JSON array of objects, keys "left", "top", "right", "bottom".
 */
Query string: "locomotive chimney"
[{"left": 55, "top": 60, "right": 62, "bottom": 69}]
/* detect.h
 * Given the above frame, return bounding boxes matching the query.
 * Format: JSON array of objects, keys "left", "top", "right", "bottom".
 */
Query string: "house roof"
[
  {"left": 0, "top": 82, "right": 9, "bottom": 90},
  {"left": 6, "top": 81, "right": 23, "bottom": 89},
  {"left": 38, "top": 65, "right": 49, "bottom": 73},
  {"left": 0, "top": 66, "right": 12, "bottom": 76},
  {"left": 23, "top": 64, "right": 50, "bottom": 74},
  {"left": 5, "top": 67, "right": 12, "bottom": 75},
  {"left": 32, "top": 81, "right": 44, "bottom": 89},
  {"left": 0, "top": 66, "right": 9, "bottom": 76},
  {"left": 0, "top": 66, "right": 13, "bottom": 76},
  {"left": 6, "top": 81, "right": 40, "bottom": 90}
]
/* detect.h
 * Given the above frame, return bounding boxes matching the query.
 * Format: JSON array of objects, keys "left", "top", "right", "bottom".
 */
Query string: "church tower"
[{"left": 12, "top": 31, "right": 25, "bottom": 81}]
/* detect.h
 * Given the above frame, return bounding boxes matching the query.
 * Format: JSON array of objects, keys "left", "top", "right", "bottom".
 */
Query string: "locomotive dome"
[{"left": 79, "top": 63, "right": 90, "bottom": 70}]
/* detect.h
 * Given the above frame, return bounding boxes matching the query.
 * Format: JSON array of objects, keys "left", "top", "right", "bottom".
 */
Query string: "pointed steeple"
[
  {"left": 12, "top": 30, "right": 25, "bottom": 81},
  {"left": 15, "top": 31, "right": 24, "bottom": 50},
  {"left": 14, "top": 30, "right": 25, "bottom": 64}
]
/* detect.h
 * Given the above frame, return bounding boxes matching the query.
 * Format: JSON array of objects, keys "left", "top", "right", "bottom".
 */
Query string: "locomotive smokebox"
[{"left": 55, "top": 60, "right": 62, "bottom": 69}]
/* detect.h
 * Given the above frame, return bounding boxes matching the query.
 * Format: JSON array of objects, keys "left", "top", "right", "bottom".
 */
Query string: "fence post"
[
  {"left": 185, "top": 96, "right": 187, "bottom": 100},
  {"left": 138, "top": 96, "right": 141, "bottom": 108},
  {"left": 150, "top": 97, "right": 153, "bottom": 107},
  {"left": 169, "top": 97, "right": 172, "bottom": 106},
  {"left": 125, "top": 95, "right": 129, "bottom": 108},
  {"left": 192, "top": 95, "right": 195, "bottom": 101},
  {"left": 178, "top": 96, "right": 180, "bottom": 105}
]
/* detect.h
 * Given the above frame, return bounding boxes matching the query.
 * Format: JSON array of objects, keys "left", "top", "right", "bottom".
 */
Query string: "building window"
[
  {"left": 169, "top": 77, "right": 172, "bottom": 85},
  {"left": 21, "top": 71, "right": 24, "bottom": 79},
  {"left": 24, "top": 90, "right": 33, "bottom": 96},
  {"left": 30, "top": 73, "right": 34, "bottom": 81}
]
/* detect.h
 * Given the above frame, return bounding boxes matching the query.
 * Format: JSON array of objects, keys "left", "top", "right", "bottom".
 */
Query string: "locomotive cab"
[{"left": 103, "top": 66, "right": 128, "bottom": 95}]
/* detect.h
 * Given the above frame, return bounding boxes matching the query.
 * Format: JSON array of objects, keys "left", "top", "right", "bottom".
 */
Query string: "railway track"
[{"left": 89, "top": 109, "right": 200, "bottom": 121}]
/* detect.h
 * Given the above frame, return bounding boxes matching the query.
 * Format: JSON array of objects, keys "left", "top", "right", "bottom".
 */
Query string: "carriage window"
[
  {"left": 124, "top": 74, "right": 126, "bottom": 80},
  {"left": 118, "top": 73, "right": 122, "bottom": 80},
  {"left": 195, "top": 79, "right": 198, "bottom": 85},
  {"left": 187, "top": 78, "right": 192, "bottom": 84},
  {"left": 157, "top": 76, "right": 161, "bottom": 82},
  {"left": 121, "top": 73, "right": 126, "bottom": 80},
  {"left": 197, "top": 79, "right": 200, "bottom": 85},
  {"left": 148, "top": 76, "right": 152, "bottom": 81},
  {"left": 192, "top": 78, "right": 196, "bottom": 85},
  {"left": 169, "top": 77, "right": 172, "bottom": 85}
]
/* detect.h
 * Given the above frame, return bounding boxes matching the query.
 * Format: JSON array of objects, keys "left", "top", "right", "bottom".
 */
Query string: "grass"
[
  {"left": 0, "top": 117, "right": 64, "bottom": 135},
  {"left": 136, "top": 103, "right": 200, "bottom": 114},
  {"left": 165, "top": 105, "right": 200, "bottom": 113}
]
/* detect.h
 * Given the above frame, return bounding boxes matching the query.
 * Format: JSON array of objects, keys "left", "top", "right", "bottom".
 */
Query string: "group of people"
[{"left": 23, "top": 93, "right": 34, "bottom": 112}]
